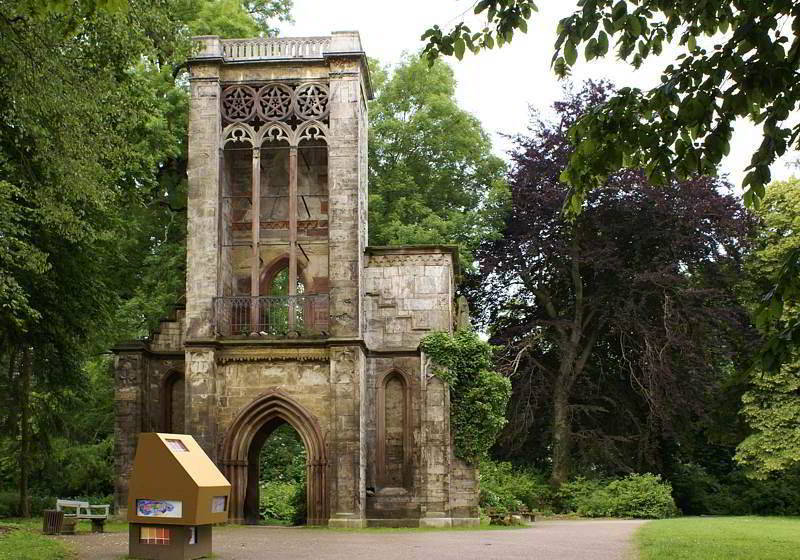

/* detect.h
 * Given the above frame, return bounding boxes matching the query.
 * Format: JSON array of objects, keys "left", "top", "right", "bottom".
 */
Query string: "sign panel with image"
[{"left": 136, "top": 499, "right": 182, "bottom": 518}]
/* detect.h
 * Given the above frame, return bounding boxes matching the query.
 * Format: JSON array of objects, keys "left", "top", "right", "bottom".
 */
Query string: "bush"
[
  {"left": 479, "top": 458, "right": 554, "bottom": 513},
  {"left": 556, "top": 477, "right": 605, "bottom": 513},
  {"left": 291, "top": 482, "right": 307, "bottom": 525},
  {"left": 259, "top": 482, "right": 297, "bottom": 522},
  {"left": 671, "top": 462, "right": 800, "bottom": 515},
  {"left": 573, "top": 474, "right": 677, "bottom": 519},
  {"left": 0, "top": 491, "right": 57, "bottom": 518}
]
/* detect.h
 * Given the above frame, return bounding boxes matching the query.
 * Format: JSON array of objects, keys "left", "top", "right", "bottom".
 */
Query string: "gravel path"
[{"left": 58, "top": 519, "right": 645, "bottom": 560}]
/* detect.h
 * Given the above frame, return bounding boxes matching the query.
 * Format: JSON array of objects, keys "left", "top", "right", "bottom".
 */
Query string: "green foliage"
[
  {"left": 734, "top": 179, "right": 800, "bottom": 476},
  {"left": 670, "top": 462, "right": 800, "bottom": 516},
  {"left": 187, "top": 0, "right": 294, "bottom": 38},
  {"left": 571, "top": 474, "right": 677, "bottom": 519},
  {"left": 259, "top": 424, "right": 306, "bottom": 485},
  {"left": 736, "top": 361, "right": 800, "bottom": 477},
  {"left": 258, "top": 481, "right": 297, "bottom": 522},
  {"left": 420, "top": 330, "right": 511, "bottom": 464},
  {"left": 478, "top": 458, "right": 553, "bottom": 513},
  {"left": 368, "top": 55, "right": 508, "bottom": 268},
  {"left": 423, "top": 1, "right": 800, "bottom": 370},
  {"left": 258, "top": 424, "right": 306, "bottom": 524},
  {"left": 0, "top": 492, "right": 54, "bottom": 518},
  {"left": 746, "top": 179, "right": 800, "bottom": 370}
]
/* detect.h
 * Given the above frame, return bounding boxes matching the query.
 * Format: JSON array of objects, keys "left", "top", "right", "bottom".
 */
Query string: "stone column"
[
  {"left": 185, "top": 37, "right": 223, "bottom": 340},
  {"left": 326, "top": 31, "right": 368, "bottom": 338},
  {"left": 328, "top": 345, "right": 367, "bottom": 527},
  {"left": 113, "top": 346, "right": 145, "bottom": 516}
]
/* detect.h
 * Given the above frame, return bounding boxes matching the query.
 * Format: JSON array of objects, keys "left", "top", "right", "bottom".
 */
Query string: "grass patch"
[
  {"left": 637, "top": 516, "right": 800, "bottom": 560},
  {"left": 2, "top": 517, "right": 128, "bottom": 534},
  {"left": 0, "top": 524, "right": 75, "bottom": 560}
]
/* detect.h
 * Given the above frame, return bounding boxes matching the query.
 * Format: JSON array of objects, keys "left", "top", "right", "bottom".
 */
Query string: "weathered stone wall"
[
  {"left": 363, "top": 247, "right": 456, "bottom": 350},
  {"left": 327, "top": 345, "right": 367, "bottom": 527},
  {"left": 328, "top": 53, "right": 365, "bottom": 338},
  {"left": 213, "top": 356, "right": 332, "bottom": 433}
]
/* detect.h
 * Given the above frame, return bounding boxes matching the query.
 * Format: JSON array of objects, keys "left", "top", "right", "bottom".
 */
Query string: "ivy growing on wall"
[{"left": 421, "top": 330, "right": 511, "bottom": 464}]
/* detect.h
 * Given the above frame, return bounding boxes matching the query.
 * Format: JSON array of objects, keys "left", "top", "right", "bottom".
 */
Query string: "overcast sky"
[{"left": 279, "top": 0, "right": 798, "bottom": 191}]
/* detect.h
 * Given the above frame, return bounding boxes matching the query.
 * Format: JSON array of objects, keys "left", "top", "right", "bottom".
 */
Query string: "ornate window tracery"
[
  {"left": 219, "top": 81, "right": 330, "bottom": 336},
  {"left": 221, "top": 81, "right": 330, "bottom": 138}
]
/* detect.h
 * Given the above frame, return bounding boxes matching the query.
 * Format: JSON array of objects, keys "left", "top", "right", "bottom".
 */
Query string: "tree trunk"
[
  {"left": 19, "top": 346, "right": 31, "bottom": 518},
  {"left": 550, "top": 380, "right": 571, "bottom": 487}
]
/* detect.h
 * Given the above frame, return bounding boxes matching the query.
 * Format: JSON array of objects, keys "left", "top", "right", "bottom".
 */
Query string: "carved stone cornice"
[{"left": 216, "top": 347, "right": 329, "bottom": 364}]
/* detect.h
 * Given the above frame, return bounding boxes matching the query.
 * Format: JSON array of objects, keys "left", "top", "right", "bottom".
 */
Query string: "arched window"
[
  {"left": 162, "top": 370, "right": 184, "bottom": 433},
  {"left": 377, "top": 371, "right": 410, "bottom": 489}
]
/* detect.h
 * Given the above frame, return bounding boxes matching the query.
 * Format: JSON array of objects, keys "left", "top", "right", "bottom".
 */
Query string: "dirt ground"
[{"left": 57, "top": 519, "right": 646, "bottom": 560}]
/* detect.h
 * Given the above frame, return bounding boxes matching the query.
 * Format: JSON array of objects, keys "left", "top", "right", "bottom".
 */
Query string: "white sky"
[{"left": 280, "top": 0, "right": 798, "bottom": 191}]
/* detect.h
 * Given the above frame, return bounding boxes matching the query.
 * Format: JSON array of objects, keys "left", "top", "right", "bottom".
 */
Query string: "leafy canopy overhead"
[{"left": 422, "top": 0, "right": 800, "bottom": 370}]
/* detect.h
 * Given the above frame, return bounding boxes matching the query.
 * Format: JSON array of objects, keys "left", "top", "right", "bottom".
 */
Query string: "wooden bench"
[
  {"left": 486, "top": 506, "right": 535, "bottom": 526},
  {"left": 56, "top": 499, "right": 110, "bottom": 533}
]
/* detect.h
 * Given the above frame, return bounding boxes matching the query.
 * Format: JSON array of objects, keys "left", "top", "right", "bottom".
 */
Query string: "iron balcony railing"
[{"left": 213, "top": 294, "right": 329, "bottom": 338}]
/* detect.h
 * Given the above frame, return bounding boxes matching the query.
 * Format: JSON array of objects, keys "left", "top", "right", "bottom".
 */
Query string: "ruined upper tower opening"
[{"left": 186, "top": 32, "right": 372, "bottom": 341}]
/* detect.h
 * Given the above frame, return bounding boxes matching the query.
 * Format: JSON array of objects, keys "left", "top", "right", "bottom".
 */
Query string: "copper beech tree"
[
  {"left": 472, "top": 83, "right": 755, "bottom": 485},
  {"left": 423, "top": 0, "right": 800, "bottom": 373}
]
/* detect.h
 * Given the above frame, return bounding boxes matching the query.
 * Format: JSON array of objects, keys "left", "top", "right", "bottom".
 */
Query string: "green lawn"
[
  {"left": 0, "top": 525, "right": 75, "bottom": 560},
  {"left": 637, "top": 516, "right": 800, "bottom": 560}
]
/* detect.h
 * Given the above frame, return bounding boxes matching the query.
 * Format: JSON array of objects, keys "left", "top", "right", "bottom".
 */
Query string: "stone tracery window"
[
  {"left": 221, "top": 82, "right": 330, "bottom": 125},
  {"left": 219, "top": 81, "right": 330, "bottom": 336}
]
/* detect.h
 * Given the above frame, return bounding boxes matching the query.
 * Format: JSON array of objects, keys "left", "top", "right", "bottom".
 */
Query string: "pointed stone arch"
[{"left": 220, "top": 388, "right": 329, "bottom": 524}]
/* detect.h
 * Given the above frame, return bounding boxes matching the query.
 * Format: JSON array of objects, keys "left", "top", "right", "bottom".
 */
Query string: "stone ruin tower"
[{"left": 113, "top": 31, "right": 478, "bottom": 527}]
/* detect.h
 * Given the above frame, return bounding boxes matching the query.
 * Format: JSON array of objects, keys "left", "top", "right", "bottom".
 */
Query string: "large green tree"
[
  {"left": 368, "top": 55, "right": 508, "bottom": 267},
  {"left": 735, "top": 179, "right": 800, "bottom": 477},
  {"left": 0, "top": 0, "right": 293, "bottom": 514},
  {"left": 423, "top": 0, "right": 800, "bottom": 372},
  {"left": 0, "top": 0, "right": 188, "bottom": 514}
]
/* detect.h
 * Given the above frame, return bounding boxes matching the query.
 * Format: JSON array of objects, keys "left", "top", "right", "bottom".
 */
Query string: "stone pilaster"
[
  {"left": 185, "top": 348, "right": 218, "bottom": 459},
  {"left": 113, "top": 348, "right": 145, "bottom": 516},
  {"left": 326, "top": 31, "right": 368, "bottom": 338},
  {"left": 185, "top": 40, "right": 223, "bottom": 340},
  {"left": 328, "top": 345, "right": 367, "bottom": 527}
]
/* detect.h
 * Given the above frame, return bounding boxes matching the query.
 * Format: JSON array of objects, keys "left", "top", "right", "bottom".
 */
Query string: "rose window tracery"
[
  {"left": 256, "top": 84, "right": 293, "bottom": 121},
  {"left": 221, "top": 82, "right": 330, "bottom": 125},
  {"left": 221, "top": 85, "right": 257, "bottom": 123},
  {"left": 293, "top": 83, "right": 330, "bottom": 120}
]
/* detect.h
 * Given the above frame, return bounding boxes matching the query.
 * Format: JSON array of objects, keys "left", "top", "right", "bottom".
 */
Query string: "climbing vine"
[{"left": 421, "top": 330, "right": 511, "bottom": 464}]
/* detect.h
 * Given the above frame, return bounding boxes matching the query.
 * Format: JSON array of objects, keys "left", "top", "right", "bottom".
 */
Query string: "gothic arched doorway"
[{"left": 220, "top": 388, "right": 328, "bottom": 525}]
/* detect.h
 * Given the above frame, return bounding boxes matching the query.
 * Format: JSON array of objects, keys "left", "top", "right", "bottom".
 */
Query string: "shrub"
[
  {"left": 575, "top": 474, "right": 677, "bottom": 519},
  {"left": 479, "top": 458, "right": 553, "bottom": 513},
  {"left": 671, "top": 462, "right": 800, "bottom": 515},
  {"left": 556, "top": 477, "right": 605, "bottom": 513},
  {"left": 0, "top": 491, "right": 57, "bottom": 518},
  {"left": 291, "top": 482, "right": 307, "bottom": 525},
  {"left": 259, "top": 482, "right": 297, "bottom": 522}
]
